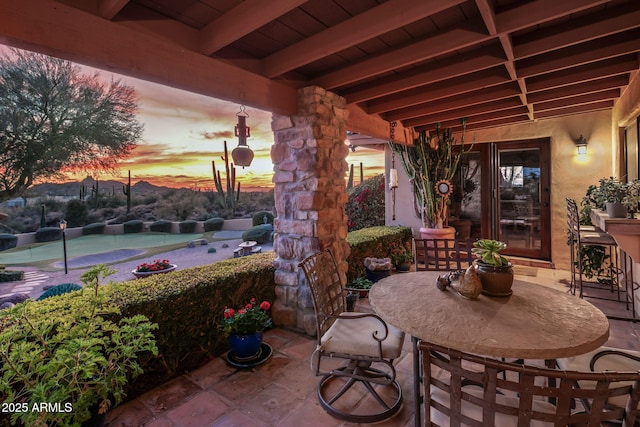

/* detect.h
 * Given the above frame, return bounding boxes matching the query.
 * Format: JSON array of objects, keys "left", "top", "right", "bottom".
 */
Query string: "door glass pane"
[
  {"left": 498, "top": 149, "right": 541, "bottom": 250},
  {"left": 451, "top": 152, "right": 482, "bottom": 240}
]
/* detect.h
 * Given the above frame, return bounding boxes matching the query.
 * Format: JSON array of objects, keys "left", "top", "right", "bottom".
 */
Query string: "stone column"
[{"left": 270, "top": 86, "right": 350, "bottom": 335}]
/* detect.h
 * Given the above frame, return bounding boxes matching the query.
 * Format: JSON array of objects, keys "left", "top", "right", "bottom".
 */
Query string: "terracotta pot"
[
  {"left": 419, "top": 226, "right": 456, "bottom": 240},
  {"left": 474, "top": 261, "right": 514, "bottom": 297}
]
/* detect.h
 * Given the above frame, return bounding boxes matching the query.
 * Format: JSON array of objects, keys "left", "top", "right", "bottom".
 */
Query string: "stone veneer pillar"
[{"left": 270, "top": 86, "right": 351, "bottom": 335}]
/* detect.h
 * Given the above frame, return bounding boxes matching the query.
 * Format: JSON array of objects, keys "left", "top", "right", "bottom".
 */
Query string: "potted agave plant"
[{"left": 471, "top": 239, "right": 514, "bottom": 297}]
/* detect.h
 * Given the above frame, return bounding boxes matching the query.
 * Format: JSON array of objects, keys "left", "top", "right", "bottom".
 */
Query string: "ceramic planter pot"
[
  {"left": 228, "top": 332, "right": 263, "bottom": 360},
  {"left": 474, "top": 261, "right": 514, "bottom": 297},
  {"left": 605, "top": 202, "right": 627, "bottom": 218},
  {"left": 395, "top": 261, "right": 412, "bottom": 272},
  {"left": 365, "top": 268, "right": 391, "bottom": 283}
]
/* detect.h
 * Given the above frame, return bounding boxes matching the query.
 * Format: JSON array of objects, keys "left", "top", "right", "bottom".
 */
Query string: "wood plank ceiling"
[{"left": 3, "top": 0, "right": 640, "bottom": 135}]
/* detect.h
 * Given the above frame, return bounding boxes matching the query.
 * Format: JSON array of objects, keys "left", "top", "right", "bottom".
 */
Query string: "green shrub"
[
  {"left": 0, "top": 270, "right": 24, "bottom": 282},
  {"left": 82, "top": 222, "right": 106, "bottom": 235},
  {"left": 124, "top": 219, "right": 144, "bottom": 233},
  {"left": 204, "top": 217, "right": 224, "bottom": 232},
  {"left": 35, "top": 226, "right": 62, "bottom": 242},
  {"left": 179, "top": 220, "right": 197, "bottom": 233},
  {"left": 0, "top": 252, "right": 276, "bottom": 405},
  {"left": 149, "top": 219, "right": 172, "bottom": 233},
  {"left": 346, "top": 226, "right": 413, "bottom": 281},
  {"left": 242, "top": 224, "right": 272, "bottom": 244},
  {"left": 345, "top": 174, "right": 385, "bottom": 231},
  {"left": 0, "top": 234, "right": 17, "bottom": 251},
  {"left": 65, "top": 199, "right": 89, "bottom": 227},
  {"left": 36, "top": 283, "right": 82, "bottom": 300},
  {"left": 252, "top": 211, "right": 274, "bottom": 226}
]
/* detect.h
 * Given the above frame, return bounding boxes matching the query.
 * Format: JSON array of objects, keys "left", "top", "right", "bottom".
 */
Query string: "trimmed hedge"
[
  {"left": 242, "top": 224, "right": 272, "bottom": 244},
  {"left": 0, "top": 234, "right": 17, "bottom": 251},
  {"left": 0, "top": 252, "right": 276, "bottom": 402},
  {"left": 346, "top": 226, "right": 413, "bottom": 281},
  {"left": 123, "top": 220, "right": 144, "bottom": 234},
  {"left": 252, "top": 211, "right": 274, "bottom": 226},
  {"left": 0, "top": 270, "right": 24, "bottom": 282},
  {"left": 204, "top": 217, "right": 224, "bottom": 232},
  {"left": 35, "top": 227, "right": 62, "bottom": 242},
  {"left": 82, "top": 222, "right": 106, "bottom": 235},
  {"left": 149, "top": 220, "right": 172, "bottom": 233},
  {"left": 179, "top": 220, "right": 197, "bottom": 234}
]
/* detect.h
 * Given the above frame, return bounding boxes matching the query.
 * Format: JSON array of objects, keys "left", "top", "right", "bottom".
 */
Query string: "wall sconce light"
[
  {"left": 575, "top": 135, "right": 588, "bottom": 155},
  {"left": 231, "top": 105, "right": 253, "bottom": 168}
]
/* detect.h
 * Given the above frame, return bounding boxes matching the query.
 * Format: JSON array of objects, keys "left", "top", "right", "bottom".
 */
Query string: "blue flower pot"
[{"left": 228, "top": 332, "right": 263, "bottom": 360}]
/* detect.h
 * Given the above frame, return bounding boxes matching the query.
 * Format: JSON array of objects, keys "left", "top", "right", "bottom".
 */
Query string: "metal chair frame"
[
  {"left": 413, "top": 238, "right": 474, "bottom": 271},
  {"left": 298, "top": 249, "right": 403, "bottom": 423},
  {"left": 421, "top": 341, "right": 640, "bottom": 426}
]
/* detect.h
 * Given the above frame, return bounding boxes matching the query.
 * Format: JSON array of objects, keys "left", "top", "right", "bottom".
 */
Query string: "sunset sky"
[{"left": 3, "top": 46, "right": 385, "bottom": 192}]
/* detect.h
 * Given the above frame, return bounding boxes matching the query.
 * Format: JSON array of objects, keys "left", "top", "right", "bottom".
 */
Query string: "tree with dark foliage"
[{"left": 0, "top": 49, "right": 143, "bottom": 201}]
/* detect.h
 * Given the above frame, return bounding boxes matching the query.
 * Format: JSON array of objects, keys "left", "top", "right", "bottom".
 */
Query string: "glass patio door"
[{"left": 454, "top": 139, "right": 550, "bottom": 260}]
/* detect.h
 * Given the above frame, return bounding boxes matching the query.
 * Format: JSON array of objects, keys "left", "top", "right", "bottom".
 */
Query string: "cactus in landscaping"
[
  {"left": 79, "top": 185, "right": 86, "bottom": 201},
  {"left": 91, "top": 180, "right": 99, "bottom": 207},
  {"left": 212, "top": 140, "right": 241, "bottom": 217},
  {"left": 347, "top": 163, "right": 354, "bottom": 190},
  {"left": 123, "top": 170, "right": 132, "bottom": 213}
]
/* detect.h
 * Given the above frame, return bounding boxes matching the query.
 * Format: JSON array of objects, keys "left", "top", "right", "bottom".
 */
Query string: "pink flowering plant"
[
  {"left": 136, "top": 259, "right": 172, "bottom": 272},
  {"left": 223, "top": 298, "right": 272, "bottom": 334}
]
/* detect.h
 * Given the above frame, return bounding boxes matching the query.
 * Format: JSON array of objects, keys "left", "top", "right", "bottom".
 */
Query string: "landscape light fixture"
[
  {"left": 59, "top": 219, "right": 68, "bottom": 274},
  {"left": 575, "top": 135, "right": 588, "bottom": 155},
  {"left": 231, "top": 105, "right": 254, "bottom": 168}
]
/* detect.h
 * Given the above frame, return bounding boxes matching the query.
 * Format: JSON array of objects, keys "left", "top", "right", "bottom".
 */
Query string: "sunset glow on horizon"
[{"left": 4, "top": 45, "right": 386, "bottom": 192}]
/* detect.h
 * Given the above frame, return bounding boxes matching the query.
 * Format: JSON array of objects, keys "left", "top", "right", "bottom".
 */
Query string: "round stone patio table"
[
  {"left": 370, "top": 271, "right": 609, "bottom": 359},
  {"left": 370, "top": 271, "right": 610, "bottom": 427}
]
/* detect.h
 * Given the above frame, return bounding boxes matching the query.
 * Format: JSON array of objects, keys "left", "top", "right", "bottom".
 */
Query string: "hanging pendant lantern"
[{"left": 232, "top": 105, "right": 254, "bottom": 168}]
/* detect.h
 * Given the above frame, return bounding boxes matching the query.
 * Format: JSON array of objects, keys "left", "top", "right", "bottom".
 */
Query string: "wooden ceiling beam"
[
  {"left": 527, "top": 75, "right": 630, "bottom": 103},
  {"left": 200, "top": 0, "right": 307, "bottom": 55},
  {"left": 534, "top": 101, "right": 613, "bottom": 119},
  {"left": 263, "top": 0, "right": 466, "bottom": 78},
  {"left": 526, "top": 55, "right": 637, "bottom": 92},
  {"left": 513, "top": 3, "right": 640, "bottom": 60},
  {"left": 343, "top": 45, "right": 506, "bottom": 103},
  {"left": 495, "top": 0, "right": 610, "bottom": 33},
  {"left": 315, "top": 22, "right": 490, "bottom": 90},
  {"left": 416, "top": 109, "right": 530, "bottom": 132},
  {"left": 402, "top": 98, "right": 525, "bottom": 128},
  {"left": 533, "top": 89, "right": 620, "bottom": 112},
  {"left": 367, "top": 67, "right": 511, "bottom": 114},
  {"left": 384, "top": 83, "right": 521, "bottom": 121},
  {"left": 98, "top": 0, "right": 129, "bottom": 19},
  {"left": 0, "top": 0, "right": 298, "bottom": 116},
  {"left": 517, "top": 29, "right": 640, "bottom": 79}
]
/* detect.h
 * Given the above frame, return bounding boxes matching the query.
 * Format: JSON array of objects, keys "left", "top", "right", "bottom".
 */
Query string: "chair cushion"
[
  {"left": 430, "top": 386, "right": 557, "bottom": 427},
  {"left": 556, "top": 346, "right": 640, "bottom": 409},
  {"left": 320, "top": 313, "right": 404, "bottom": 359}
]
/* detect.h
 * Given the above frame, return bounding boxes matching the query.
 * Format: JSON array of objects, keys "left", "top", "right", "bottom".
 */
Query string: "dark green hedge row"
[
  {"left": 149, "top": 220, "right": 172, "bottom": 233},
  {"left": 0, "top": 270, "right": 24, "bottom": 283},
  {"left": 124, "top": 220, "right": 144, "bottom": 234},
  {"left": 204, "top": 217, "right": 224, "bottom": 232},
  {"left": 35, "top": 227, "right": 61, "bottom": 242},
  {"left": 346, "top": 226, "right": 413, "bottom": 281},
  {"left": 0, "top": 234, "right": 17, "bottom": 251},
  {"left": 179, "top": 220, "right": 197, "bottom": 233},
  {"left": 0, "top": 252, "right": 276, "bottom": 401},
  {"left": 82, "top": 222, "right": 106, "bottom": 235}
]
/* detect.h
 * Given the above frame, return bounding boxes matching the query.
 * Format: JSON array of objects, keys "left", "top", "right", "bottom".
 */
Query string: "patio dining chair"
[
  {"left": 421, "top": 341, "right": 640, "bottom": 426},
  {"left": 298, "top": 249, "right": 405, "bottom": 423},
  {"left": 413, "top": 238, "right": 474, "bottom": 271}
]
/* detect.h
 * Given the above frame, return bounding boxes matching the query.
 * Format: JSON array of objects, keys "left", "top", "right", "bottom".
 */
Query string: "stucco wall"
[{"left": 385, "top": 110, "right": 615, "bottom": 270}]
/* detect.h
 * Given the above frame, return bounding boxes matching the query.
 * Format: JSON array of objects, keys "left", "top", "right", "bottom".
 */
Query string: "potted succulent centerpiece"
[
  {"left": 223, "top": 298, "right": 272, "bottom": 361},
  {"left": 471, "top": 239, "right": 514, "bottom": 297},
  {"left": 598, "top": 177, "right": 628, "bottom": 218},
  {"left": 0, "top": 264, "right": 158, "bottom": 427},
  {"left": 389, "top": 119, "right": 472, "bottom": 239}
]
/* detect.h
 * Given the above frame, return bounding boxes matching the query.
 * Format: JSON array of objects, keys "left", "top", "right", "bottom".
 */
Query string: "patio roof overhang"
[{"left": 0, "top": 0, "right": 639, "bottom": 143}]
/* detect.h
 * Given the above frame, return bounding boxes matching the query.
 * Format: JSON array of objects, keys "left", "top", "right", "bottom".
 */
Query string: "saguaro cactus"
[
  {"left": 91, "top": 180, "right": 99, "bottom": 207},
  {"left": 212, "top": 140, "right": 241, "bottom": 217},
  {"left": 123, "top": 170, "right": 132, "bottom": 213},
  {"left": 347, "top": 163, "right": 354, "bottom": 190},
  {"left": 79, "top": 185, "right": 86, "bottom": 201}
]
